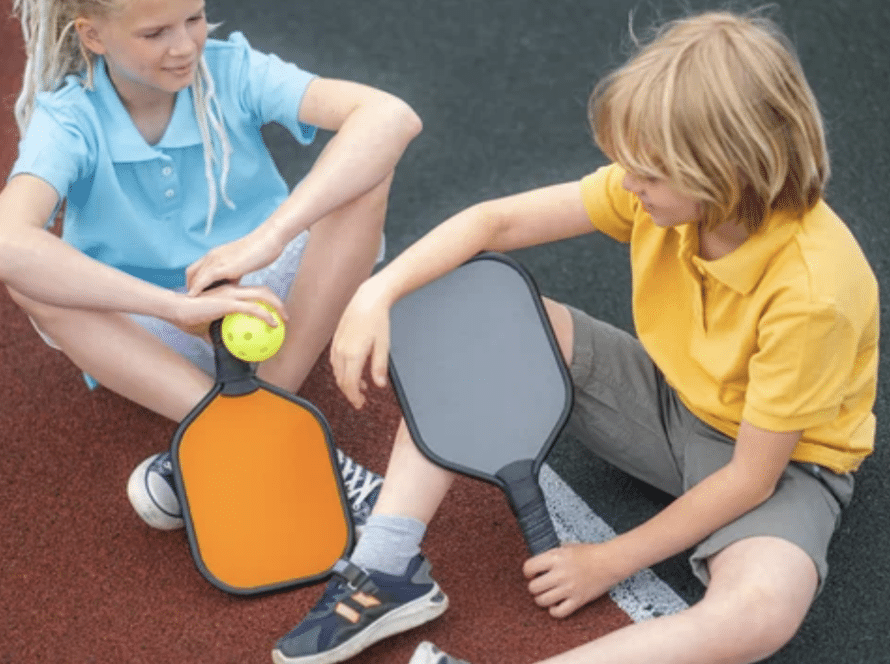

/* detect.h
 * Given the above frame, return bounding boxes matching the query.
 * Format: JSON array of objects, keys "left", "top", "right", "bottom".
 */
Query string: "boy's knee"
[
  {"left": 702, "top": 576, "right": 812, "bottom": 659},
  {"left": 542, "top": 298, "right": 573, "bottom": 365}
]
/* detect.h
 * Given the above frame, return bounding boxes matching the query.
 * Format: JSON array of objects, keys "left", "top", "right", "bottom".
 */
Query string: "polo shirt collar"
[
  {"left": 677, "top": 210, "right": 801, "bottom": 295},
  {"left": 91, "top": 58, "right": 202, "bottom": 163}
]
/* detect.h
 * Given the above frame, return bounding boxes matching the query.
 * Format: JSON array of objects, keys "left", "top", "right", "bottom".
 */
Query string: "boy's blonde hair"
[
  {"left": 13, "top": 0, "right": 233, "bottom": 233},
  {"left": 589, "top": 10, "right": 829, "bottom": 232}
]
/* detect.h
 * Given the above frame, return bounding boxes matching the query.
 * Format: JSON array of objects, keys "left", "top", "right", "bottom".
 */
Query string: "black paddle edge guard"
[
  {"left": 388, "top": 251, "right": 574, "bottom": 555},
  {"left": 169, "top": 375, "right": 356, "bottom": 597},
  {"left": 167, "top": 280, "right": 355, "bottom": 595}
]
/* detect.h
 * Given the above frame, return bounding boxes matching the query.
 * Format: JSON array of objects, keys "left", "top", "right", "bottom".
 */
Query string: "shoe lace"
[
  {"left": 150, "top": 452, "right": 175, "bottom": 479},
  {"left": 336, "top": 450, "right": 382, "bottom": 509}
]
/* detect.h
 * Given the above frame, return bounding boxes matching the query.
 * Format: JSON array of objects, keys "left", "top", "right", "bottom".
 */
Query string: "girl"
[
  {"left": 273, "top": 10, "right": 878, "bottom": 664},
  {"left": 0, "top": 0, "right": 422, "bottom": 529}
]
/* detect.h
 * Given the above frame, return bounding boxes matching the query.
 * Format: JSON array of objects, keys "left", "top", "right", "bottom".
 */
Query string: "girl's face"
[
  {"left": 622, "top": 171, "right": 702, "bottom": 228},
  {"left": 78, "top": 0, "right": 208, "bottom": 102}
]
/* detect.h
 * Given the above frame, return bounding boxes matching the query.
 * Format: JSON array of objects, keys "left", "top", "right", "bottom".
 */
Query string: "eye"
[{"left": 143, "top": 28, "right": 164, "bottom": 39}]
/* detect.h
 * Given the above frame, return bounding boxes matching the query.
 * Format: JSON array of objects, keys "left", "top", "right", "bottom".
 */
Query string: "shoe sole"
[{"left": 271, "top": 583, "right": 449, "bottom": 664}]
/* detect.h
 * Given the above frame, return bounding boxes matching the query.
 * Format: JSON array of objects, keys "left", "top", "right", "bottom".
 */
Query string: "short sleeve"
[
  {"left": 223, "top": 32, "right": 318, "bottom": 145},
  {"left": 579, "top": 164, "right": 637, "bottom": 243},
  {"left": 10, "top": 87, "right": 96, "bottom": 211},
  {"left": 743, "top": 297, "right": 856, "bottom": 431}
]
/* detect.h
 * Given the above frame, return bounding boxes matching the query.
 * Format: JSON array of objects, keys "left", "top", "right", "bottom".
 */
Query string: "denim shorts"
[
  {"left": 34, "top": 231, "right": 387, "bottom": 383},
  {"left": 564, "top": 306, "right": 854, "bottom": 592},
  {"left": 33, "top": 231, "right": 313, "bottom": 380}
]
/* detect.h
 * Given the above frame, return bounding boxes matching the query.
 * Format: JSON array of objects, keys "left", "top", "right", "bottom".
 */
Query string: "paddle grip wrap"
[
  {"left": 496, "top": 459, "right": 559, "bottom": 555},
  {"left": 209, "top": 319, "right": 256, "bottom": 395}
]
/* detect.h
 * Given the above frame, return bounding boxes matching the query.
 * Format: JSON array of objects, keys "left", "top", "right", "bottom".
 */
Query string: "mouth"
[{"left": 165, "top": 63, "right": 195, "bottom": 77}]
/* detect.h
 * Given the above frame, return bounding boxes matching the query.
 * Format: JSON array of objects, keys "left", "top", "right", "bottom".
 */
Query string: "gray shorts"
[{"left": 565, "top": 306, "right": 854, "bottom": 591}]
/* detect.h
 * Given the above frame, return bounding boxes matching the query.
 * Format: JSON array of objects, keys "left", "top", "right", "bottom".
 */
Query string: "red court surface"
[{"left": 0, "top": 7, "right": 633, "bottom": 662}]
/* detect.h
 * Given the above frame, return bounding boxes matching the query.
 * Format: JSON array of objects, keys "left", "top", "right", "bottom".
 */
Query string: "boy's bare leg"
[
  {"left": 259, "top": 174, "right": 392, "bottom": 393},
  {"left": 358, "top": 299, "right": 572, "bottom": 532},
  {"left": 379, "top": 300, "right": 815, "bottom": 664},
  {"left": 535, "top": 537, "right": 817, "bottom": 664},
  {"left": 528, "top": 302, "right": 815, "bottom": 662},
  {"left": 372, "top": 419, "right": 457, "bottom": 523}
]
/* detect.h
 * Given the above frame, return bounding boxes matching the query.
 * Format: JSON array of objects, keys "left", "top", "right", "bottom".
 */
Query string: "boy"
[{"left": 274, "top": 10, "right": 878, "bottom": 664}]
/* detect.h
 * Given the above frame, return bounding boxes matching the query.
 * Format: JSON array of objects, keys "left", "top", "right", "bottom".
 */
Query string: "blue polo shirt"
[{"left": 11, "top": 32, "right": 317, "bottom": 288}]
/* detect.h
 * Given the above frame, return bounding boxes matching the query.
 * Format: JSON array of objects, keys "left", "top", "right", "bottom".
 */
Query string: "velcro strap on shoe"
[{"left": 331, "top": 559, "right": 373, "bottom": 590}]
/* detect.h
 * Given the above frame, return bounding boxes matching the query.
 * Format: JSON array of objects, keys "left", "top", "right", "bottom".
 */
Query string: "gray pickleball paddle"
[{"left": 389, "top": 252, "right": 572, "bottom": 554}]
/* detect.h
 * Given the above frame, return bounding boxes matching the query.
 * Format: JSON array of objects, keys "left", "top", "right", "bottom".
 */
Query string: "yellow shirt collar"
[{"left": 677, "top": 210, "right": 802, "bottom": 295}]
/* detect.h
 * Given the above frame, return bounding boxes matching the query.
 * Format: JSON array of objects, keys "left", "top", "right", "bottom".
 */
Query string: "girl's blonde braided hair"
[{"left": 13, "top": 0, "right": 234, "bottom": 233}]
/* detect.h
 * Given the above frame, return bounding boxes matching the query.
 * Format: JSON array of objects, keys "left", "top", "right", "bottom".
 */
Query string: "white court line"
[{"left": 540, "top": 464, "right": 689, "bottom": 622}]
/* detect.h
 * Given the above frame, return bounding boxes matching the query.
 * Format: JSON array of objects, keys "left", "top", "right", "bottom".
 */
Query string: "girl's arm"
[
  {"left": 186, "top": 79, "right": 423, "bottom": 294},
  {"left": 264, "top": 78, "right": 422, "bottom": 241},
  {"left": 0, "top": 175, "right": 284, "bottom": 327},
  {"left": 524, "top": 421, "right": 802, "bottom": 618},
  {"left": 330, "top": 180, "right": 595, "bottom": 408}
]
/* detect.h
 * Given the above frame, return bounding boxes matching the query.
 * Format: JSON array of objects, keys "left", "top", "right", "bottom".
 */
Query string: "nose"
[{"left": 168, "top": 26, "right": 198, "bottom": 57}]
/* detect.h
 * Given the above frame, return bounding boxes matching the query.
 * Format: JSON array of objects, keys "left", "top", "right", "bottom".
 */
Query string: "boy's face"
[
  {"left": 622, "top": 171, "right": 701, "bottom": 228},
  {"left": 77, "top": 0, "right": 208, "bottom": 101}
]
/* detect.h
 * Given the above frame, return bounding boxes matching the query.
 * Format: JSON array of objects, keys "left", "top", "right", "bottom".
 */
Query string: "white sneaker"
[
  {"left": 409, "top": 642, "right": 471, "bottom": 664},
  {"left": 126, "top": 452, "right": 184, "bottom": 530}
]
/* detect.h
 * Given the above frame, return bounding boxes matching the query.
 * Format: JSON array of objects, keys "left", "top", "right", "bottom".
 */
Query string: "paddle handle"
[
  {"left": 496, "top": 459, "right": 560, "bottom": 556},
  {"left": 202, "top": 279, "right": 255, "bottom": 395}
]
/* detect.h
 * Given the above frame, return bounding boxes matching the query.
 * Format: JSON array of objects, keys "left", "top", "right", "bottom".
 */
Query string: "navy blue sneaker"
[
  {"left": 127, "top": 452, "right": 184, "bottom": 530},
  {"left": 272, "top": 556, "right": 448, "bottom": 664},
  {"left": 335, "top": 449, "right": 382, "bottom": 529},
  {"left": 409, "top": 642, "right": 471, "bottom": 664}
]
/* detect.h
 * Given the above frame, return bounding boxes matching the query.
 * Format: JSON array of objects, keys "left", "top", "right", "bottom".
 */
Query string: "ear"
[{"left": 74, "top": 17, "right": 106, "bottom": 56}]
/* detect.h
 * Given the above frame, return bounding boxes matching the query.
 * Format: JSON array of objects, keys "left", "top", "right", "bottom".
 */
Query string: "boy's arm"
[
  {"left": 331, "top": 180, "right": 595, "bottom": 407},
  {"left": 0, "top": 175, "right": 283, "bottom": 327},
  {"left": 525, "top": 421, "right": 802, "bottom": 618}
]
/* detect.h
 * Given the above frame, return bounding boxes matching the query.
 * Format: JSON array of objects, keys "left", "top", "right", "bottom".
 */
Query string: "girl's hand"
[
  {"left": 185, "top": 227, "right": 284, "bottom": 296},
  {"left": 330, "top": 279, "right": 392, "bottom": 409},
  {"left": 523, "top": 542, "right": 629, "bottom": 619},
  {"left": 170, "top": 283, "right": 287, "bottom": 337}
]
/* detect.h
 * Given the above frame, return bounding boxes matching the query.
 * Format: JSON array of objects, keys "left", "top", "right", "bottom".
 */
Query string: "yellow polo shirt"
[{"left": 580, "top": 164, "right": 879, "bottom": 473}]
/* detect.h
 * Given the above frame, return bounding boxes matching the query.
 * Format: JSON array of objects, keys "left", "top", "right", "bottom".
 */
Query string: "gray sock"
[{"left": 350, "top": 514, "right": 427, "bottom": 576}]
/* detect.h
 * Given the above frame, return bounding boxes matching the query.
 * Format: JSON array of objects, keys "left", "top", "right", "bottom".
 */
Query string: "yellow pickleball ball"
[{"left": 221, "top": 302, "right": 286, "bottom": 362}]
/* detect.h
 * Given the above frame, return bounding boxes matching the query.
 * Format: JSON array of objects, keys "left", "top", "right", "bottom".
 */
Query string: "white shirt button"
[
  {"left": 164, "top": 189, "right": 175, "bottom": 198},
  {"left": 161, "top": 166, "right": 173, "bottom": 177}
]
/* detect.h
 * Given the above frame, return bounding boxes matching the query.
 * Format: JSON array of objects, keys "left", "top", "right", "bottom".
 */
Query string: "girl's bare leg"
[
  {"left": 9, "top": 289, "right": 211, "bottom": 421},
  {"left": 259, "top": 174, "right": 392, "bottom": 393}
]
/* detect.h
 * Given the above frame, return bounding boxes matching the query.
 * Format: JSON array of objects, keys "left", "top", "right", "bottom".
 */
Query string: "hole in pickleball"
[{"left": 243, "top": 332, "right": 253, "bottom": 341}]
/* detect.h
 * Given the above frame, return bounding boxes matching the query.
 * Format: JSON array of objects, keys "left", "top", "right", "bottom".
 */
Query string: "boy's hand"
[
  {"left": 330, "top": 279, "right": 392, "bottom": 409},
  {"left": 523, "top": 542, "right": 628, "bottom": 619},
  {"left": 185, "top": 227, "right": 284, "bottom": 296},
  {"left": 170, "top": 283, "right": 287, "bottom": 337}
]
